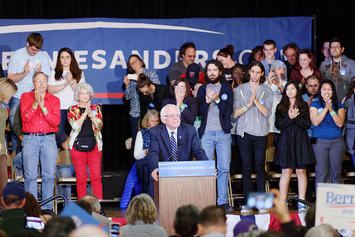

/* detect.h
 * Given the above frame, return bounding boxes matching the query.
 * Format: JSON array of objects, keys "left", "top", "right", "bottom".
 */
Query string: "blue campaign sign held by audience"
[
  {"left": 0, "top": 17, "right": 312, "bottom": 104},
  {"left": 61, "top": 202, "right": 109, "bottom": 233}
]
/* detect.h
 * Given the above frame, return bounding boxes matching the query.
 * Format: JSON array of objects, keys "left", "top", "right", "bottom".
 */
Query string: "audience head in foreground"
[
  {"left": 198, "top": 205, "right": 227, "bottom": 237},
  {"left": 173, "top": 204, "right": 200, "bottom": 237}
]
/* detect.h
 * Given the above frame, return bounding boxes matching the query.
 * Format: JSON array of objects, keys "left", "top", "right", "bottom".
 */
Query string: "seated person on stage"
[{"left": 149, "top": 104, "right": 208, "bottom": 181}]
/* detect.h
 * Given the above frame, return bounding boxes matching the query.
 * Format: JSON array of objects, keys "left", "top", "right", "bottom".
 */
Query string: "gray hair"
[
  {"left": 160, "top": 104, "right": 180, "bottom": 118},
  {"left": 74, "top": 82, "right": 94, "bottom": 101},
  {"left": 305, "top": 224, "right": 339, "bottom": 237},
  {"left": 81, "top": 195, "right": 101, "bottom": 213},
  {"left": 32, "top": 71, "right": 48, "bottom": 81}
]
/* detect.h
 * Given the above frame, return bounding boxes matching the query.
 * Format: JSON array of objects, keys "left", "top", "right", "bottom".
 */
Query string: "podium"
[{"left": 154, "top": 160, "right": 216, "bottom": 235}]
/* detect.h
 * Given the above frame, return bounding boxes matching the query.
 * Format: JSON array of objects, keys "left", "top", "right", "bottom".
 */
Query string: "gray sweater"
[
  {"left": 233, "top": 83, "right": 273, "bottom": 137},
  {"left": 120, "top": 220, "right": 168, "bottom": 237}
]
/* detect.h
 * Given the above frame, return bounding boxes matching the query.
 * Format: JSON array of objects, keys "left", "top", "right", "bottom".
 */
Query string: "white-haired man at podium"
[{"left": 149, "top": 104, "right": 207, "bottom": 182}]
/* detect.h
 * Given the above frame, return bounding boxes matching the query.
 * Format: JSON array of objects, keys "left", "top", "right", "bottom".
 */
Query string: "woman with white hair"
[{"left": 68, "top": 82, "right": 103, "bottom": 199}]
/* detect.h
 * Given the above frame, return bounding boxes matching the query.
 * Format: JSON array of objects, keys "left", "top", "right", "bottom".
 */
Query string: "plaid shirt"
[{"left": 124, "top": 68, "right": 160, "bottom": 118}]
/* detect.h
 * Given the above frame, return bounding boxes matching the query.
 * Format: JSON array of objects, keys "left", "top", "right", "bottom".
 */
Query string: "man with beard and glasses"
[
  {"left": 197, "top": 60, "right": 234, "bottom": 213},
  {"left": 320, "top": 37, "right": 355, "bottom": 101}
]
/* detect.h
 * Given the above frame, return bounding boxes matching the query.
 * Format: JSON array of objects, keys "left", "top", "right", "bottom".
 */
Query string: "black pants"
[{"left": 237, "top": 133, "right": 267, "bottom": 199}]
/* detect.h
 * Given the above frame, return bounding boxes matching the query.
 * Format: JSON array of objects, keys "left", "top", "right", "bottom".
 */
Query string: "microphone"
[{"left": 178, "top": 136, "right": 182, "bottom": 146}]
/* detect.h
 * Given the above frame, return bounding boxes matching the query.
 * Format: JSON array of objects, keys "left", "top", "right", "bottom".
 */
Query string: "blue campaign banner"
[
  {"left": 0, "top": 17, "right": 312, "bottom": 104},
  {"left": 159, "top": 160, "right": 216, "bottom": 177}
]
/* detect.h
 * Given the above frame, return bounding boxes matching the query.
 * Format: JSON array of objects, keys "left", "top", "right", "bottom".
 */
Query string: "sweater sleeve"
[{"left": 134, "top": 131, "right": 146, "bottom": 160}]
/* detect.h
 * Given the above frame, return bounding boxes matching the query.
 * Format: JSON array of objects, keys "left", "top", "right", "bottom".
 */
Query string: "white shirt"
[
  {"left": 134, "top": 130, "right": 146, "bottom": 160},
  {"left": 166, "top": 126, "right": 177, "bottom": 144},
  {"left": 48, "top": 70, "right": 85, "bottom": 109}
]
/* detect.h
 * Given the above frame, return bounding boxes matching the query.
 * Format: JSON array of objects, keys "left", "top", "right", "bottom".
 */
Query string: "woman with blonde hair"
[
  {"left": 120, "top": 193, "right": 167, "bottom": 237},
  {"left": 134, "top": 110, "right": 160, "bottom": 194}
]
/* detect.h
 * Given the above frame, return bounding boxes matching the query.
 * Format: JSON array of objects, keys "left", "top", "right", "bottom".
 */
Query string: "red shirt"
[{"left": 20, "top": 91, "right": 60, "bottom": 133}]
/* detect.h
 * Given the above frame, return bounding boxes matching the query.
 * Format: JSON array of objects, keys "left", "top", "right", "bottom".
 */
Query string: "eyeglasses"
[{"left": 164, "top": 114, "right": 180, "bottom": 118}]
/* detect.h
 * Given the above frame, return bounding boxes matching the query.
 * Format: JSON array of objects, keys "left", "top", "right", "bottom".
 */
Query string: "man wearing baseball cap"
[{"left": 0, "top": 182, "right": 27, "bottom": 236}]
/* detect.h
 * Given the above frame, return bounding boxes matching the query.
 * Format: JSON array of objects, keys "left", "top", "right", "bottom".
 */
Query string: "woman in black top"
[
  {"left": 275, "top": 81, "right": 314, "bottom": 208},
  {"left": 163, "top": 78, "right": 199, "bottom": 125}
]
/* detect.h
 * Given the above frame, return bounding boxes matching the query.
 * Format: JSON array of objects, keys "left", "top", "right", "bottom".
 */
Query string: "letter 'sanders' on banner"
[{"left": 0, "top": 17, "right": 312, "bottom": 104}]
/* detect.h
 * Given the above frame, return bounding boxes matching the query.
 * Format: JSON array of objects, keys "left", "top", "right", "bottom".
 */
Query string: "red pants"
[{"left": 70, "top": 145, "right": 103, "bottom": 199}]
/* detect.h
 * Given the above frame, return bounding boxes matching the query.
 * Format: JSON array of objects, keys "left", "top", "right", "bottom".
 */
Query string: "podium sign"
[
  {"left": 316, "top": 183, "right": 355, "bottom": 229},
  {"left": 155, "top": 160, "right": 216, "bottom": 235}
]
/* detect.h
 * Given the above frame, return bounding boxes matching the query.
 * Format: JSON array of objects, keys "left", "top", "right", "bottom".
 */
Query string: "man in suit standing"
[{"left": 149, "top": 104, "right": 207, "bottom": 181}]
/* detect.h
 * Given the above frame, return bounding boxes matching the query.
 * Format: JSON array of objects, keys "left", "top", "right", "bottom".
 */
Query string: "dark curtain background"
[{"left": 0, "top": 0, "right": 354, "bottom": 171}]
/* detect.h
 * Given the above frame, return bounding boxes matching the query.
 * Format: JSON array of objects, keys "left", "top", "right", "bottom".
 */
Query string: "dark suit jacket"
[{"left": 149, "top": 123, "right": 208, "bottom": 171}]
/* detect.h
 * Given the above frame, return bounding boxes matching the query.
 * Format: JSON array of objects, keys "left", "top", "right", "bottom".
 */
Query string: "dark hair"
[
  {"left": 179, "top": 42, "right": 196, "bottom": 59},
  {"left": 263, "top": 39, "right": 276, "bottom": 48},
  {"left": 282, "top": 43, "right": 300, "bottom": 55},
  {"left": 54, "top": 48, "right": 83, "bottom": 83},
  {"left": 174, "top": 205, "right": 200, "bottom": 237},
  {"left": 174, "top": 77, "right": 191, "bottom": 98},
  {"left": 305, "top": 75, "right": 321, "bottom": 85},
  {"left": 318, "top": 79, "right": 339, "bottom": 111},
  {"left": 127, "top": 54, "right": 146, "bottom": 74},
  {"left": 296, "top": 49, "right": 317, "bottom": 71},
  {"left": 276, "top": 81, "right": 308, "bottom": 115},
  {"left": 204, "top": 60, "right": 226, "bottom": 84},
  {"left": 250, "top": 45, "right": 264, "bottom": 63},
  {"left": 137, "top": 73, "right": 152, "bottom": 89},
  {"left": 43, "top": 216, "right": 76, "bottom": 237},
  {"left": 329, "top": 37, "right": 343, "bottom": 49},
  {"left": 27, "top": 33, "right": 43, "bottom": 49},
  {"left": 75, "top": 199, "right": 92, "bottom": 214},
  {"left": 217, "top": 45, "right": 234, "bottom": 58},
  {"left": 198, "top": 206, "right": 226, "bottom": 227},
  {"left": 248, "top": 60, "right": 266, "bottom": 84},
  {"left": 23, "top": 192, "right": 42, "bottom": 217}
]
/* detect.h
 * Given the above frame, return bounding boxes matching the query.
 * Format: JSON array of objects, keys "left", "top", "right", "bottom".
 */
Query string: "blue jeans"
[
  {"left": 201, "top": 130, "right": 231, "bottom": 205},
  {"left": 56, "top": 165, "right": 75, "bottom": 200},
  {"left": 22, "top": 134, "right": 57, "bottom": 210},
  {"left": 9, "top": 97, "right": 20, "bottom": 152}
]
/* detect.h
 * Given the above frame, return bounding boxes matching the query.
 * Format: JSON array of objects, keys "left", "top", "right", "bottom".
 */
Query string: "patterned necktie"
[{"left": 170, "top": 131, "right": 178, "bottom": 161}]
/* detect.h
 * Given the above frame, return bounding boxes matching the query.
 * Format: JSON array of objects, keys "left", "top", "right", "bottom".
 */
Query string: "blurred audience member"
[
  {"left": 197, "top": 206, "right": 227, "bottom": 237},
  {"left": 69, "top": 225, "right": 108, "bottom": 237},
  {"left": 119, "top": 194, "right": 168, "bottom": 237},
  {"left": 43, "top": 216, "right": 76, "bottom": 237},
  {"left": 171, "top": 204, "right": 200, "bottom": 237},
  {"left": 81, "top": 195, "right": 111, "bottom": 231}
]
